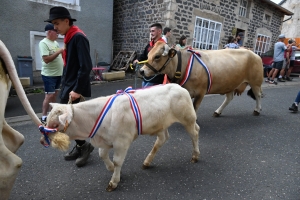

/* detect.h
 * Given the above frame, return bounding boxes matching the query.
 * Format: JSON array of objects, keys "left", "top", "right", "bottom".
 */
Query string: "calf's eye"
[{"left": 154, "top": 55, "right": 161, "bottom": 59}]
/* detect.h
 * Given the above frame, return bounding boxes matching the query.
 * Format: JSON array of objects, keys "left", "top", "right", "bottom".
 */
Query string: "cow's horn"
[{"left": 162, "top": 44, "right": 170, "bottom": 56}]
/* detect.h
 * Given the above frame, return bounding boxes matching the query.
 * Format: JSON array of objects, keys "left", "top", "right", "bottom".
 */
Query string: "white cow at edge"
[{"left": 0, "top": 40, "right": 41, "bottom": 200}]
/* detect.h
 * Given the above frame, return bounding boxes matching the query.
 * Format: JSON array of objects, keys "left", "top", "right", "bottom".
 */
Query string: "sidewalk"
[{"left": 5, "top": 74, "right": 300, "bottom": 125}]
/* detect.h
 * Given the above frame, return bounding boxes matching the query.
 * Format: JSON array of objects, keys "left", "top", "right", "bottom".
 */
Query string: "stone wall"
[{"left": 113, "top": 0, "right": 287, "bottom": 57}]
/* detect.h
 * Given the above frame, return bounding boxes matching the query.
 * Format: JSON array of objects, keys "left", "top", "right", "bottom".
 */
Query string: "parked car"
[{"left": 260, "top": 49, "right": 300, "bottom": 77}]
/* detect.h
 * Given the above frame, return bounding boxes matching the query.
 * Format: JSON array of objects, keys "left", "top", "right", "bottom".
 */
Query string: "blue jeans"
[
  {"left": 295, "top": 90, "right": 300, "bottom": 103},
  {"left": 42, "top": 75, "right": 61, "bottom": 94}
]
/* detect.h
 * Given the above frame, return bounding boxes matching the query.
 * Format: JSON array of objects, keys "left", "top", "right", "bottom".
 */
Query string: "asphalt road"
[{"left": 7, "top": 82, "right": 300, "bottom": 200}]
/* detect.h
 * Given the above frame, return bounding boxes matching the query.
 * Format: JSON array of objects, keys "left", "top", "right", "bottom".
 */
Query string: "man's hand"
[{"left": 69, "top": 91, "right": 81, "bottom": 101}]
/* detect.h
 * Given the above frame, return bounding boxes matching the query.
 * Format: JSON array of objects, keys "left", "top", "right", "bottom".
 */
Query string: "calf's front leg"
[
  {"left": 143, "top": 129, "right": 169, "bottom": 169},
  {"left": 99, "top": 148, "right": 114, "bottom": 172},
  {"left": 106, "top": 138, "right": 131, "bottom": 192}
]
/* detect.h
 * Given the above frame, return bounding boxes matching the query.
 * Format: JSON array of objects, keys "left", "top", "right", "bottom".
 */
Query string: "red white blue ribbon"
[
  {"left": 180, "top": 50, "right": 212, "bottom": 94},
  {"left": 39, "top": 125, "right": 58, "bottom": 148},
  {"left": 88, "top": 87, "right": 142, "bottom": 138}
]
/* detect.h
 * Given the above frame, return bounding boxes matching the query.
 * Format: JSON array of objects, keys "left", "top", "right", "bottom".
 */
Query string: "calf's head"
[
  {"left": 140, "top": 41, "right": 176, "bottom": 77},
  {"left": 39, "top": 103, "right": 73, "bottom": 151}
]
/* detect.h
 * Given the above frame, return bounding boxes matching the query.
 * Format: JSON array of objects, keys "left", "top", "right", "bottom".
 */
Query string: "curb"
[
  {"left": 5, "top": 78, "right": 300, "bottom": 125},
  {"left": 6, "top": 113, "right": 42, "bottom": 125}
]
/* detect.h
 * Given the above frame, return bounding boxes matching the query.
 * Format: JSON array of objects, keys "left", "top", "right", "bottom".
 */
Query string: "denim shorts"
[
  {"left": 273, "top": 61, "right": 284, "bottom": 70},
  {"left": 42, "top": 75, "right": 61, "bottom": 94}
]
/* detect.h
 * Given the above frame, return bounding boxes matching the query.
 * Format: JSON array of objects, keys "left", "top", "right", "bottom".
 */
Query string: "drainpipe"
[{"left": 283, "top": 14, "right": 293, "bottom": 22}]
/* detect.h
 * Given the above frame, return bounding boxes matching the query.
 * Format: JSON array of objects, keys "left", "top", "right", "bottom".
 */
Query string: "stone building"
[
  {"left": 113, "top": 0, "right": 293, "bottom": 57},
  {"left": 279, "top": 0, "right": 300, "bottom": 39}
]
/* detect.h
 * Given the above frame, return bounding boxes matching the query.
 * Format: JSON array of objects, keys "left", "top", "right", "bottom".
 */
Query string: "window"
[
  {"left": 193, "top": 17, "right": 222, "bottom": 50},
  {"left": 264, "top": 14, "right": 271, "bottom": 23},
  {"left": 27, "top": 0, "right": 81, "bottom": 11},
  {"left": 239, "top": 0, "right": 248, "bottom": 17},
  {"left": 254, "top": 34, "right": 271, "bottom": 56}
]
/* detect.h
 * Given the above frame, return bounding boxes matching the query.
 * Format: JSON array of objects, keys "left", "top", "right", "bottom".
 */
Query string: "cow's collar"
[
  {"left": 62, "top": 104, "right": 74, "bottom": 133},
  {"left": 168, "top": 50, "right": 182, "bottom": 83}
]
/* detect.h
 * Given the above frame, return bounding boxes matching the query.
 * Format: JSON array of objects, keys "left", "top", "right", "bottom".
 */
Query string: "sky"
[{"left": 270, "top": 0, "right": 281, "bottom": 4}]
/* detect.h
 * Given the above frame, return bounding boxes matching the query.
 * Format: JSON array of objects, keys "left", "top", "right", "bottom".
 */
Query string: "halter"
[
  {"left": 38, "top": 95, "right": 80, "bottom": 148},
  {"left": 39, "top": 125, "right": 58, "bottom": 148},
  {"left": 144, "top": 48, "right": 177, "bottom": 75}
]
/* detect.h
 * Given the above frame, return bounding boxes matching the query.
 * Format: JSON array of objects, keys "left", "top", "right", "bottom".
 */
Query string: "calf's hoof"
[
  {"left": 142, "top": 164, "right": 150, "bottom": 170},
  {"left": 253, "top": 110, "right": 260, "bottom": 116},
  {"left": 106, "top": 182, "right": 117, "bottom": 192},
  {"left": 191, "top": 157, "right": 198, "bottom": 163},
  {"left": 213, "top": 112, "right": 221, "bottom": 117}
]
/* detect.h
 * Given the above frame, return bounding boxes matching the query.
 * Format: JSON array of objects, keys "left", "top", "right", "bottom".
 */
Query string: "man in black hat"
[{"left": 45, "top": 6, "right": 94, "bottom": 167}]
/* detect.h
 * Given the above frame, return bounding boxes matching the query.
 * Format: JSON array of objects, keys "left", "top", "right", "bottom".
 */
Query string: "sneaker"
[
  {"left": 269, "top": 80, "right": 277, "bottom": 85},
  {"left": 40, "top": 117, "right": 47, "bottom": 125},
  {"left": 64, "top": 145, "right": 81, "bottom": 160},
  {"left": 265, "top": 78, "right": 270, "bottom": 82},
  {"left": 289, "top": 103, "right": 298, "bottom": 112},
  {"left": 282, "top": 76, "right": 286, "bottom": 80},
  {"left": 286, "top": 77, "right": 293, "bottom": 81},
  {"left": 277, "top": 78, "right": 285, "bottom": 82},
  {"left": 75, "top": 142, "right": 94, "bottom": 167}
]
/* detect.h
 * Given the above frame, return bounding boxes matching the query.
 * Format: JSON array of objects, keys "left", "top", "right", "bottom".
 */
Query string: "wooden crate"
[
  {"left": 110, "top": 51, "right": 136, "bottom": 71},
  {"left": 102, "top": 71, "right": 125, "bottom": 81}
]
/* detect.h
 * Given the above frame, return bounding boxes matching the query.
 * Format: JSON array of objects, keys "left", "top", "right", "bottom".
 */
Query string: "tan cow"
[
  {"left": 43, "top": 84, "right": 200, "bottom": 191},
  {"left": 140, "top": 41, "right": 264, "bottom": 116},
  {"left": 0, "top": 40, "right": 41, "bottom": 200}
]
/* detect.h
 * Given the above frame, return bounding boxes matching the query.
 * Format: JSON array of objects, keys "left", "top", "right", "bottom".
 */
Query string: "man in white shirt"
[{"left": 162, "top": 27, "right": 171, "bottom": 45}]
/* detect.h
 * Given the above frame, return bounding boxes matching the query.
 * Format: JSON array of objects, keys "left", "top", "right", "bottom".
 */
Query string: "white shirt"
[{"left": 162, "top": 35, "right": 167, "bottom": 43}]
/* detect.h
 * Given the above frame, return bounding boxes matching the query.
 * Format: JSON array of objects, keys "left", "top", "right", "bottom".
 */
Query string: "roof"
[{"left": 263, "top": 0, "right": 293, "bottom": 15}]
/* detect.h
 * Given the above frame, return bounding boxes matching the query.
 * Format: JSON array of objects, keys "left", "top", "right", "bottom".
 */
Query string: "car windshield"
[{"left": 261, "top": 49, "right": 274, "bottom": 57}]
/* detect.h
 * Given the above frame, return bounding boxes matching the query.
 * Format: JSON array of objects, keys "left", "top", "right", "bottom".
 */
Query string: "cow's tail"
[
  {"left": 247, "top": 88, "right": 256, "bottom": 100},
  {"left": 0, "top": 40, "right": 41, "bottom": 126}
]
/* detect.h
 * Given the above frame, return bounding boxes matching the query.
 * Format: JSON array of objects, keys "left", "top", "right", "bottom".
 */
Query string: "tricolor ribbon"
[
  {"left": 180, "top": 50, "right": 212, "bottom": 94},
  {"left": 39, "top": 125, "right": 58, "bottom": 148},
  {"left": 88, "top": 87, "right": 142, "bottom": 138}
]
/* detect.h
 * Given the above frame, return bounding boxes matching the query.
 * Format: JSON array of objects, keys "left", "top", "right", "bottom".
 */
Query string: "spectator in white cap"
[{"left": 265, "top": 34, "right": 288, "bottom": 84}]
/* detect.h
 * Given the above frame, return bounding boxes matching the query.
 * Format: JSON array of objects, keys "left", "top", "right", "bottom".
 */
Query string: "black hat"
[
  {"left": 44, "top": 6, "right": 77, "bottom": 22},
  {"left": 45, "top": 24, "right": 55, "bottom": 31}
]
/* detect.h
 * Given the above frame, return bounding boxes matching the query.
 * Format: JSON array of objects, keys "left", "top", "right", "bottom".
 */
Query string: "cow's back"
[{"left": 183, "top": 49, "right": 263, "bottom": 94}]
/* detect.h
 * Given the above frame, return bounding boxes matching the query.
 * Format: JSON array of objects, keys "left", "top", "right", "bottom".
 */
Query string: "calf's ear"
[{"left": 58, "top": 105, "right": 73, "bottom": 127}]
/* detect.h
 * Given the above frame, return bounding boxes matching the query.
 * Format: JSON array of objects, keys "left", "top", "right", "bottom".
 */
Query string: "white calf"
[{"left": 45, "top": 84, "right": 200, "bottom": 191}]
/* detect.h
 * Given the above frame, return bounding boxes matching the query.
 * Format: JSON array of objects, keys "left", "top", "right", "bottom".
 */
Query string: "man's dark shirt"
[{"left": 60, "top": 33, "right": 92, "bottom": 100}]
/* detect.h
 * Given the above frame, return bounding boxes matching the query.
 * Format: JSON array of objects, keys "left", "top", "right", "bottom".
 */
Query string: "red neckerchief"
[
  {"left": 63, "top": 25, "right": 86, "bottom": 66},
  {"left": 147, "top": 38, "right": 166, "bottom": 52}
]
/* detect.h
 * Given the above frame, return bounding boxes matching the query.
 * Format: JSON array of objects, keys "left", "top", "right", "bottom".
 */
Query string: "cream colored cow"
[
  {"left": 0, "top": 40, "right": 41, "bottom": 200},
  {"left": 140, "top": 42, "right": 264, "bottom": 116},
  {"left": 43, "top": 84, "right": 200, "bottom": 191}
]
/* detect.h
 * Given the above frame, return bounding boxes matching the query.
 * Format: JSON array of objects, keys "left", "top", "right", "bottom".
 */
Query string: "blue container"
[{"left": 17, "top": 56, "right": 33, "bottom": 86}]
